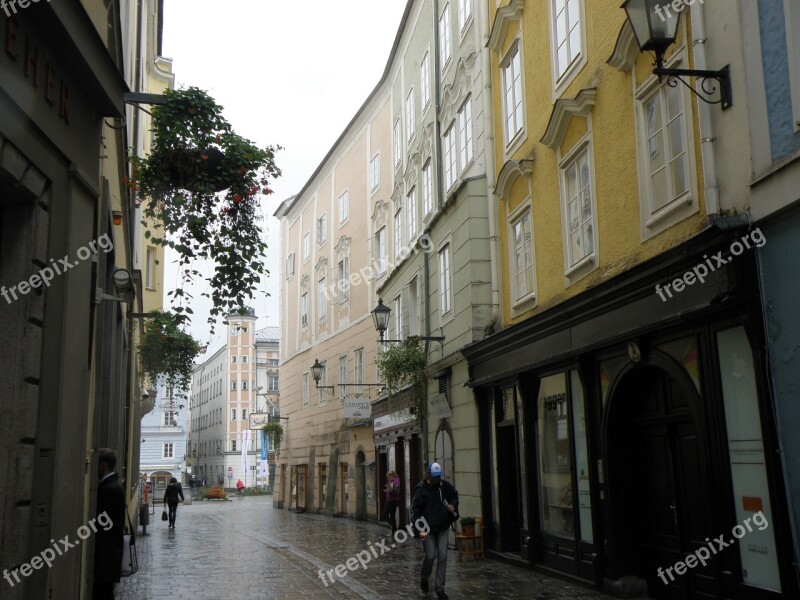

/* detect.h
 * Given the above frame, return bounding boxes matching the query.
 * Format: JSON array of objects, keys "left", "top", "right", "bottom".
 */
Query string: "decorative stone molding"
[
  {"left": 607, "top": 20, "right": 638, "bottom": 72},
  {"left": 334, "top": 235, "right": 351, "bottom": 259},
  {"left": 419, "top": 123, "right": 434, "bottom": 165},
  {"left": 540, "top": 88, "right": 598, "bottom": 149},
  {"left": 300, "top": 274, "right": 309, "bottom": 290},
  {"left": 441, "top": 53, "right": 477, "bottom": 126},
  {"left": 488, "top": 0, "right": 524, "bottom": 54},
  {"left": 314, "top": 256, "right": 328, "bottom": 274},
  {"left": 495, "top": 159, "right": 535, "bottom": 201},
  {"left": 372, "top": 198, "right": 388, "bottom": 229}
]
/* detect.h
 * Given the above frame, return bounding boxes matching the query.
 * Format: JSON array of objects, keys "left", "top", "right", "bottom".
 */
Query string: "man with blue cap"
[{"left": 411, "top": 462, "right": 459, "bottom": 599}]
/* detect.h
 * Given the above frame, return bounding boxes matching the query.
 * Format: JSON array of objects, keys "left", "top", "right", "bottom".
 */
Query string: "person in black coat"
[
  {"left": 411, "top": 462, "right": 459, "bottom": 600},
  {"left": 163, "top": 477, "right": 185, "bottom": 528},
  {"left": 93, "top": 448, "right": 125, "bottom": 600}
]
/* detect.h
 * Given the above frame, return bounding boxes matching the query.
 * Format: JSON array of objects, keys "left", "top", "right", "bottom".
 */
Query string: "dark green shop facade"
[{"left": 462, "top": 224, "right": 798, "bottom": 600}]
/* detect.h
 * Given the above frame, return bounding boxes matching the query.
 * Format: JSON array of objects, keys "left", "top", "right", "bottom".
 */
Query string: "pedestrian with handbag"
[
  {"left": 382, "top": 470, "right": 401, "bottom": 534},
  {"left": 163, "top": 477, "right": 184, "bottom": 529},
  {"left": 93, "top": 448, "right": 125, "bottom": 600},
  {"left": 411, "top": 462, "right": 459, "bottom": 600}
]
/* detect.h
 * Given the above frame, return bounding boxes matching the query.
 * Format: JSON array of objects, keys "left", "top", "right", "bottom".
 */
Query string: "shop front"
[
  {"left": 463, "top": 225, "right": 798, "bottom": 599},
  {"left": 373, "top": 392, "right": 424, "bottom": 530}
]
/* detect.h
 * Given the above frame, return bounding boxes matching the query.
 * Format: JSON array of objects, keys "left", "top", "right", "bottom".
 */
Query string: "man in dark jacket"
[
  {"left": 93, "top": 448, "right": 125, "bottom": 600},
  {"left": 163, "top": 477, "right": 185, "bottom": 528},
  {"left": 411, "top": 462, "right": 459, "bottom": 600}
]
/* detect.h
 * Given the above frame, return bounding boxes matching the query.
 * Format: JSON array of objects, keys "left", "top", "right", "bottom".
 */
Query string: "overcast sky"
[{"left": 160, "top": 0, "right": 407, "bottom": 351}]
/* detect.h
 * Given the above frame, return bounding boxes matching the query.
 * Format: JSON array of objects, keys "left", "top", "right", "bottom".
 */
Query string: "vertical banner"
[
  {"left": 261, "top": 430, "right": 269, "bottom": 478},
  {"left": 242, "top": 429, "right": 251, "bottom": 483}
]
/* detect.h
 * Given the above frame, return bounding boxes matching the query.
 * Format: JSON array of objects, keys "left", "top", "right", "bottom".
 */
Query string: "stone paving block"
[{"left": 118, "top": 496, "right": 651, "bottom": 600}]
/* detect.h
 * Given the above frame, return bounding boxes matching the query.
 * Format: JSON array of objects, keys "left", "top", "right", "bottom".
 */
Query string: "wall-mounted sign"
[
  {"left": 344, "top": 398, "right": 371, "bottom": 419},
  {"left": 374, "top": 408, "right": 415, "bottom": 432},
  {"left": 248, "top": 412, "right": 270, "bottom": 429}
]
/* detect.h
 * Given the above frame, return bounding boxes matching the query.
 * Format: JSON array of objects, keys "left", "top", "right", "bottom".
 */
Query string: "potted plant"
[
  {"left": 138, "top": 310, "right": 201, "bottom": 390},
  {"left": 262, "top": 422, "right": 283, "bottom": 454},
  {"left": 459, "top": 516, "right": 476, "bottom": 536},
  {"left": 375, "top": 337, "right": 428, "bottom": 418},
  {"left": 129, "top": 87, "right": 282, "bottom": 330}
]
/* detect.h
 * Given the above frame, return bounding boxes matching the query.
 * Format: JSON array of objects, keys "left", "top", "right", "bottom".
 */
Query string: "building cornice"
[{"left": 540, "top": 88, "right": 598, "bottom": 150}]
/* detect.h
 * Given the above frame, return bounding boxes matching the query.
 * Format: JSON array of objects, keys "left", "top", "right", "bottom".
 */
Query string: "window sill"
[
  {"left": 553, "top": 54, "right": 586, "bottom": 100},
  {"left": 511, "top": 293, "right": 537, "bottom": 313},
  {"left": 644, "top": 194, "right": 693, "bottom": 229},
  {"left": 504, "top": 128, "right": 527, "bottom": 159},
  {"left": 564, "top": 253, "right": 595, "bottom": 279}
]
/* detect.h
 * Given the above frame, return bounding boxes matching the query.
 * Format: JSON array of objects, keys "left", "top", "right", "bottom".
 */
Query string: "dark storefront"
[
  {"left": 372, "top": 392, "right": 424, "bottom": 530},
  {"left": 463, "top": 224, "right": 798, "bottom": 600}
]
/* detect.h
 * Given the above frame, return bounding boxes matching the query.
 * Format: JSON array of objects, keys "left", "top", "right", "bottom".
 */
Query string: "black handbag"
[{"left": 161, "top": 508, "right": 168, "bottom": 522}]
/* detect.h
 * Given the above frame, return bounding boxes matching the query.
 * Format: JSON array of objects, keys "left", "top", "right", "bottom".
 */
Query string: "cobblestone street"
[{"left": 118, "top": 496, "right": 649, "bottom": 599}]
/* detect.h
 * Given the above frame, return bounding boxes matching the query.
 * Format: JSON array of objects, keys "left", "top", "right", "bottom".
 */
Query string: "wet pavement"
[{"left": 118, "top": 496, "right": 648, "bottom": 599}]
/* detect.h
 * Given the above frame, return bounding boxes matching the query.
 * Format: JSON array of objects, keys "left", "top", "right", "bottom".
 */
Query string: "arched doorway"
[{"left": 605, "top": 359, "right": 719, "bottom": 600}]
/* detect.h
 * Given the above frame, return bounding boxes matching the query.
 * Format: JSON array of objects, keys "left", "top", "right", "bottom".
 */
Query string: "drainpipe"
[
  {"left": 689, "top": 1, "right": 720, "bottom": 221},
  {"left": 480, "top": 0, "right": 500, "bottom": 328},
  {"left": 422, "top": 0, "right": 445, "bottom": 468}
]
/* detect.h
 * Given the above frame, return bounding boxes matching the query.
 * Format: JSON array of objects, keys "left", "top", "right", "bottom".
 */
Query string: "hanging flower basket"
[
  {"left": 262, "top": 422, "right": 283, "bottom": 453},
  {"left": 376, "top": 337, "right": 428, "bottom": 419},
  {"left": 129, "top": 87, "right": 282, "bottom": 329},
  {"left": 138, "top": 310, "right": 202, "bottom": 390}
]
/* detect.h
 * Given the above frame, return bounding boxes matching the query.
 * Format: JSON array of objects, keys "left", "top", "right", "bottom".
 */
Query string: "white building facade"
[{"left": 140, "top": 378, "right": 189, "bottom": 495}]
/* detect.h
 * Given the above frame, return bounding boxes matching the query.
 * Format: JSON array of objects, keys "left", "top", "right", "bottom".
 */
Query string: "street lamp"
[
  {"left": 622, "top": 0, "right": 732, "bottom": 109},
  {"left": 310, "top": 358, "right": 384, "bottom": 394},
  {"left": 371, "top": 298, "right": 444, "bottom": 343}
]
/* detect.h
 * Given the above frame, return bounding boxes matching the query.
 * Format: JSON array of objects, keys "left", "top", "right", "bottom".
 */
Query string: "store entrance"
[{"left": 609, "top": 365, "right": 721, "bottom": 600}]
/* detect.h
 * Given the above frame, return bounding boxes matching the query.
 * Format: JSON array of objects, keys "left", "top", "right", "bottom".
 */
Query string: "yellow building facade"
[{"left": 463, "top": 1, "right": 794, "bottom": 599}]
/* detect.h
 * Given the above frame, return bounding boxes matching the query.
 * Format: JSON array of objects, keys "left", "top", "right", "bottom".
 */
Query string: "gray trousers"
[{"left": 421, "top": 529, "right": 449, "bottom": 592}]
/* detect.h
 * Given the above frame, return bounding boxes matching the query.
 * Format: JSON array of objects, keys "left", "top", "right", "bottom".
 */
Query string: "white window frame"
[
  {"left": 549, "top": 0, "right": 587, "bottom": 96},
  {"left": 439, "top": 5, "right": 452, "bottom": 71},
  {"left": 406, "top": 88, "right": 416, "bottom": 145},
  {"left": 300, "top": 292, "right": 309, "bottom": 328},
  {"left": 339, "top": 354, "right": 348, "bottom": 397},
  {"left": 317, "top": 361, "right": 327, "bottom": 406},
  {"left": 393, "top": 118, "right": 402, "bottom": 167},
  {"left": 354, "top": 348, "right": 364, "bottom": 394},
  {"left": 286, "top": 252, "right": 295, "bottom": 279},
  {"left": 394, "top": 295, "right": 403, "bottom": 339},
  {"left": 458, "top": 0, "right": 472, "bottom": 34},
  {"left": 231, "top": 381, "right": 237, "bottom": 391},
  {"left": 242, "top": 380, "right": 248, "bottom": 390},
  {"left": 231, "top": 355, "right": 237, "bottom": 363},
  {"left": 439, "top": 243, "right": 452, "bottom": 316},
  {"left": 407, "top": 187, "right": 417, "bottom": 241},
  {"left": 559, "top": 137, "right": 598, "bottom": 278},
  {"left": 145, "top": 246, "right": 156, "bottom": 290},
  {"left": 501, "top": 40, "right": 525, "bottom": 151},
  {"left": 337, "top": 258, "right": 350, "bottom": 304},
  {"left": 232, "top": 409, "right": 237, "bottom": 421},
  {"left": 318, "top": 277, "right": 327, "bottom": 320},
  {"left": 420, "top": 52, "right": 431, "bottom": 110},
  {"left": 369, "top": 154, "right": 381, "bottom": 192},
  {"left": 376, "top": 227, "right": 387, "bottom": 275},
  {"left": 268, "top": 374, "right": 279, "bottom": 391},
  {"left": 317, "top": 214, "right": 327, "bottom": 246},
  {"left": 637, "top": 74, "right": 695, "bottom": 234},
  {"left": 458, "top": 97, "right": 473, "bottom": 172},
  {"left": 231, "top": 440, "right": 236, "bottom": 452},
  {"left": 303, "top": 233, "right": 310, "bottom": 262},
  {"left": 339, "top": 190, "right": 349, "bottom": 224},
  {"left": 423, "top": 161, "right": 433, "bottom": 215},
  {"left": 394, "top": 208, "right": 403, "bottom": 260},
  {"left": 443, "top": 125, "right": 457, "bottom": 191},
  {"left": 302, "top": 372, "right": 309, "bottom": 408},
  {"left": 163, "top": 411, "right": 176, "bottom": 426},
  {"left": 163, "top": 443, "right": 173, "bottom": 459},
  {"left": 509, "top": 202, "right": 536, "bottom": 305}
]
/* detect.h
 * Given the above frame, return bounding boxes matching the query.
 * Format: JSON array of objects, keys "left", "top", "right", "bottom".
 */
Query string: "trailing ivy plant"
[
  {"left": 261, "top": 422, "right": 283, "bottom": 453},
  {"left": 375, "top": 338, "right": 428, "bottom": 419},
  {"left": 138, "top": 310, "right": 202, "bottom": 390},
  {"left": 129, "top": 87, "right": 282, "bottom": 329}
]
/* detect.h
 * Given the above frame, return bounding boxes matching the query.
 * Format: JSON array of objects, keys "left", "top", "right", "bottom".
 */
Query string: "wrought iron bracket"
[{"left": 653, "top": 65, "right": 732, "bottom": 110}]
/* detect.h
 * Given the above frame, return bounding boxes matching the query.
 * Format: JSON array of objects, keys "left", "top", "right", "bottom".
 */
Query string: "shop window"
[{"left": 537, "top": 373, "right": 573, "bottom": 537}]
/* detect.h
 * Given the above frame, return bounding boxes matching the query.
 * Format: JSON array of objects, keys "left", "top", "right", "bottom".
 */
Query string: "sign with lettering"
[
  {"left": 344, "top": 398, "right": 371, "bottom": 419},
  {"left": 374, "top": 408, "right": 415, "bottom": 432},
  {"left": 248, "top": 412, "right": 270, "bottom": 429},
  {"left": 429, "top": 393, "right": 452, "bottom": 418}
]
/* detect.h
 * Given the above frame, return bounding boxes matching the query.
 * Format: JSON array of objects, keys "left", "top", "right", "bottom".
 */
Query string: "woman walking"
[
  {"left": 163, "top": 477, "right": 184, "bottom": 529},
  {"left": 382, "top": 470, "right": 401, "bottom": 534}
]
